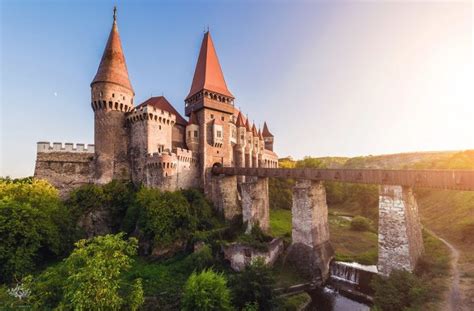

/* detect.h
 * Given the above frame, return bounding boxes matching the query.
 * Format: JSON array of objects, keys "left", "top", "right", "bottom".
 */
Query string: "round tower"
[{"left": 91, "top": 7, "right": 134, "bottom": 183}]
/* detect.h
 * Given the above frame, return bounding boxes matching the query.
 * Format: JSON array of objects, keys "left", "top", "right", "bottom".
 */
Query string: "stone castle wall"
[{"left": 34, "top": 142, "right": 95, "bottom": 197}]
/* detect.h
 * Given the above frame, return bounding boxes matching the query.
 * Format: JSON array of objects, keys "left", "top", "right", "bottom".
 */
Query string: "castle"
[{"left": 34, "top": 9, "right": 278, "bottom": 196}]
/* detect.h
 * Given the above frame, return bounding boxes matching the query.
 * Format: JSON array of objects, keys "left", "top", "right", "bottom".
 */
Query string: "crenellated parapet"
[
  {"left": 37, "top": 142, "right": 95, "bottom": 153},
  {"left": 126, "top": 105, "right": 176, "bottom": 126}
]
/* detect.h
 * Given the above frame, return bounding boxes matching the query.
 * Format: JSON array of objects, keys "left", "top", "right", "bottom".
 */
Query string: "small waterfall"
[{"left": 331, "top": 262, "right": 360, "bottom": 284}]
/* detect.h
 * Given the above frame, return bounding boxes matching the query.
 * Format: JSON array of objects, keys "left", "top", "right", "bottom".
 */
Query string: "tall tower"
[
  {"left": 90, "top": 7, "right": 134, "bottom": 183},
  {"left": 185, "top": 31, "right": 235, "bottom": 189}
]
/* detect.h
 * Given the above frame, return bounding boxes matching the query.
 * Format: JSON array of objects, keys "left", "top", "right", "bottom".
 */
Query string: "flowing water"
[{"left": 306, "top": 261, "right": 376, "bottom": 311}]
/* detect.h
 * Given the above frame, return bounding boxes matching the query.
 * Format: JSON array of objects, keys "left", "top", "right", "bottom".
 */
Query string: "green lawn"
[{"left": 270, "top": 208, "right": 378, "bottom": 265}]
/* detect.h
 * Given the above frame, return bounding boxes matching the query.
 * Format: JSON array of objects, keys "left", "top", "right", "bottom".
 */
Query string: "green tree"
[
  {"left": 137, "top": 189, "right": 196, "bottom": 246},
  {"left": 182, "top": 269, "right": 232, "bottom": 311},
  {"left": 371, "top": 270, "right": 427, "bottom": 311},
  {"left": 0, "top": 179, "right": 73, "bottom": 283},
  {"left": 62, "top": 233, "right": 143, "bottom": 310},
  {"left": 350, "top": 216, "right": 372, "bottom": 231},
  {"left": 231, "top": 258, "right": 276, "bottom": 310}
]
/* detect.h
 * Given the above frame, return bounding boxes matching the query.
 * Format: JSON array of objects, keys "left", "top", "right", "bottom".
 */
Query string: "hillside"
[{"left": 276, "top": 149, "right": 474, "bottom": 309}]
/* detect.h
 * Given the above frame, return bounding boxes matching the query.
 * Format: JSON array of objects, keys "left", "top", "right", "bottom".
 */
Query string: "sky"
[{"left": 1, "top": 0, "right": 473, "bottom": 177}]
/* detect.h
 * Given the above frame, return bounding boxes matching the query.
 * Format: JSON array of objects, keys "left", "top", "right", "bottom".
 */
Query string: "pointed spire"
[
  {"left": 262, "top": 122, "right": 274, "bottom": 137},
  {"left": 252, "top": 124, "right": 258, "bottom": 137},
  {"left": 188, "top": 111, "right": 199, "bottom": 125},
  {"left": 186, "top": 31, "right": 233, "bottom": 100},
  {"left": 245, "top": 119, "right": 252, "bottom": 132},
  {"left": 91, "top": 7, "right": 133, "bottom": 93},
  {"left": 258, "top": 128, "right": 264, "bottom": 140},
  {"left": 235, "top": 112, "right": 245, "bottom": 127}
]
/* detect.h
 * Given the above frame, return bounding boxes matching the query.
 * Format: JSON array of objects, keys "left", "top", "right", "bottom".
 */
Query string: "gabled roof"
[
  {"left": 262, "top": 122, "right": 274, "bottom": 137},
  {"left": 136, "top": 96, "right": 187, "bottom": 126},
  {"left": 235, "top": 112, "right": 245, "bottom": 127},
  {"left": 91, "top": 10, "right": 133, "bottom": 92},
  {"left": 186, "top": 31, "right": 234, "bottom": 100},
  {"left": 188, "top": 111, "right": 199, "bottom": 125}
]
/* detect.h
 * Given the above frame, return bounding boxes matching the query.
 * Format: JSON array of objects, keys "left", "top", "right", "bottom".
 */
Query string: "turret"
[
  {"left": 91, "top": 7, "right": 134, "bottom": 183},
  {"left": 186, "top": 111, "right": 200, "bottom": 152},
  {"left": 262, "top": 122, "right": 274, "bottom": 151}
]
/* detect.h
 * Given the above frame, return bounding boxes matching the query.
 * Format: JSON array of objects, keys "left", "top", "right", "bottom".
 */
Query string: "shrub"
[
  {"left": 182, "top": 269, "right": 232, "bottom": 311},
  {"left": 62, "top": 233, "right": 143, "bottom": 310},
  {"left": 182, "top": 188, "right": 217, "bottom": 230},
  {"left": 350, "top": 216, "right": 372, "bottom": 231},
  {"left": 230, "top": 258, "right": 276, "bottom": 310},
  {"left": 185, "top": 244, "right": 214, "bottom": 271},
  {"left": 67, "top": 181, "right": 136, "bottom": 231},
  {"left": 137, "top": 189, "right": 196, "bottom": 246},
  {"left": 0, "top": 179, "right": 74, "bottom": 283},
  {"left": 371, "top": 270, "right": 428, "bottom": 311}
]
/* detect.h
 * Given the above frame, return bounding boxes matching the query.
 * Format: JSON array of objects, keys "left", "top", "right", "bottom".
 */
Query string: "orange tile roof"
[
  {"left": 262, "top": 122, "right": 274, "bottom": 137},
  {"left": 91, "top": 16, "right": 133, "bottom": 92},
  {"left": 136, "top": 96, "right": 187, "bottom": 126},
  {"left": 245, "top": 119, "right": 252, "bottom": 132},
  {"left": 235, "top": 112, "right": 245, "bottom": 127},
  {"left": 252, "top": 124, "right": 258, "bottom": 136},
  {"left": 186, "top": 31, "right": 234, "bottom": 100}
]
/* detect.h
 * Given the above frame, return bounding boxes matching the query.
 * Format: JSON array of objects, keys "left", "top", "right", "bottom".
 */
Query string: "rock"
[{"left": 223, "top": 238, "right": 284, "bottom": 271}]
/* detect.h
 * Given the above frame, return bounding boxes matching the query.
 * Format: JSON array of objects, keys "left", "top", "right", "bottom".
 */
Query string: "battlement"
[
  {"left": 126, "top": 105, "right": 177, "bottom": 126},
  {"left": 37, "top": 142, "right": 95, "bottom": 153}
]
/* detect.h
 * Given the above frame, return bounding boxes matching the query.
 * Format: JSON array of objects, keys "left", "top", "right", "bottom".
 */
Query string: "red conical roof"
[
  {"left": 188, "top": 111, "right": 199, "bottom": 125},
  {"left": 258, "top": 128, "right": 264, "bottom": 140},
  {"left": 235, "top": 112, "right": 245, "bottom": 127},
  {"left": 91, "top": 10, "right": 133, "bottom": 92},
  {"left": 262, "top": 122, "right": 274, "bottom": 137},
  {"left": 245, "top": 119, "right": 252, "bottom": 132},
  {"left": 186, "top": 31, "right": 233, "bottom": 100},
  {"left": 252, "top": 124, "right": 258, "bottom": 136}
]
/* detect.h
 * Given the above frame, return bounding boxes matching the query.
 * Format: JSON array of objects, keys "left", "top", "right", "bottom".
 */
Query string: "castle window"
[
  {"left": 123, "top": 96, "right": 125, "bottom": 100},
  {"left": 194, "top": 130, "right": 198, "bottom": 138},
  {"left": 159, "top": 125, "right": 162, "bottom": 130},
  {"left": 221, "top": 116, "right": 225, "bottom": 121},
  {"left": 210, "top": 114, "right": 214, "bottom": 119},
  {"left": 188, "top": 131, "right": 191, "bottom": 137},
  {"left": 109, "top": 101, "right": 113, "bottom": 108},
  {"left": 99, "top": 91, "right": 103, "bottom": 98},
  {"left": 112, "top": 93, "right": 115, "bottom": 98},
  {"left": 217, "top": 131, "right": 222, "bottom": 138}
]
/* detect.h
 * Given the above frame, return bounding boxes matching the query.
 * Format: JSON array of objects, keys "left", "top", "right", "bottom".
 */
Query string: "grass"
[
  {"left": 277, "top": 293, "right": 311, "bottom": 311},
  {"left": 269, "top": 208, "right": 378, "bottom": 265}
]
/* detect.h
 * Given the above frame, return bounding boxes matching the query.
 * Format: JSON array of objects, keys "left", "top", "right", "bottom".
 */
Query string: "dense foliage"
[
  {"left": 137, "top": 188, "right": 196, "bottom": 246},
  {"left": 230, "top": 258, "right": 277, "bottom": 310},
  {"left": 371, "top": 270, "right": 427, "bottom": 311},
  {"left": 62, "top": 233, "right": 143, "bottom": 310},
  {"left": 182, "top": 269, "right": 232, "bottom": 311},
  {"left": 0, "top": 178, "right": 74, "bottom": 282}
]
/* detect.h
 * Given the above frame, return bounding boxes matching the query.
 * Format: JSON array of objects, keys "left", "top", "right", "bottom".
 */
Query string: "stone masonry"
[
  {"left": 241, "top": 177, "right": 270, "bottom": 233},
  {"left": 34, "top": 9, "right": 278, "bottom": 200},
  {"left": 378, "top": 185, "right": 424, "bottom": 276},
  {"left": 287, "top": 180, "right": 334, "bottom": 282}
]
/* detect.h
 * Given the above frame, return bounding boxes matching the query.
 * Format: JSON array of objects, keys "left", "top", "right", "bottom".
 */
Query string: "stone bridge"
[{"left": 210, "top": 166, "right": 474, "bottom": 281}]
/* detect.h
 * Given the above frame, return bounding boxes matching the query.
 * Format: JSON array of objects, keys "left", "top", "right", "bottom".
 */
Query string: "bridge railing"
[{"left": 211, "top": 166, "right": 474, "bottom": 191}]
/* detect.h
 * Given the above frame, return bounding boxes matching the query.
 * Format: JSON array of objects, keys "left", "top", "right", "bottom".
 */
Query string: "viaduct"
[{"left": 210, "top": 165, "right": 474, "bottom": 281}]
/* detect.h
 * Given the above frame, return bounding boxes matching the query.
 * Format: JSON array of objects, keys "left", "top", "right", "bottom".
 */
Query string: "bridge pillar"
[
  {"left": 287, "top": 180, "right": 334, "bottom": 283},
  {"left": 241, "top": 177, "right": 270, "bottom": 233},
  {"left": 378, "top": 185, "right": 424, "bottom": 276},
  {"left": 210, "top": 174, "right": 241, "bottom": 221}
]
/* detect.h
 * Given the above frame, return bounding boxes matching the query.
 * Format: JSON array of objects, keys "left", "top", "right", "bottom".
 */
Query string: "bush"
[
  {"left": 185, "top": 244, "right": 214, "bottom": 271},
  {"left": 67, "top": 181, "right": 136, "bottom": 232},
  {"left": 231, "top": 258, "right": 276, "bottom": 310},
  {"left": 61, "top": 233, "right": 143, "bottom": 310},
  {"left": 182, "top": 188, "right": 217, "bottom": 230},
  {"left": 137, "top": 189, "right": 196, "bottom": 246},
  {"left": 350, "top": 216, "right": 372, "bottom": 231},
  {"left": 371, "top": 270, "right": 428, "bottom": 311},
  {"left": 182, "top": 269, "right": 232, "bottom": 311},
  {"left": 0, "top": 179, "right": 74, "bottom": 283}
]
